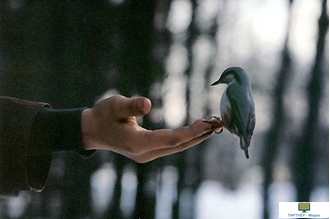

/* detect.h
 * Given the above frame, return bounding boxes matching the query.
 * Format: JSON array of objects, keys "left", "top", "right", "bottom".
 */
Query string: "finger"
[
  {"left": 114, "top": 96, "right": 152, "bottom": 118},
  {"left": 141, "top": 119, "right": 213, "bottom": 151},
  {"left": 135, "top": 131, "right": 213, "bottom": 163}
]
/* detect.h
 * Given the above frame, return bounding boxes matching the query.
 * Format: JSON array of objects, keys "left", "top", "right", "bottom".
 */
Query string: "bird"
[{"left": 205, "top": 67, "right": 256, "bottom": 159}]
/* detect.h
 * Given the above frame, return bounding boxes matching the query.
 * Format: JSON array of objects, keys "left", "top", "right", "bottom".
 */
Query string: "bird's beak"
[{"left": 211, "top": 80, "right": 221, "bottom": 86}]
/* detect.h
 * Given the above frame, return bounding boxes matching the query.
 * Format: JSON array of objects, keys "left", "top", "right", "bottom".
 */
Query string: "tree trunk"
[
  {"left": 114, "top": 0, "right": 157, "bottom": 218},
  {"left": 262, "top": 1, "right": 294, "bottom": 219},
  {"left": 172, "top": 0, "right": 199, "bottom": 218},
  {"left": 105, "top": 156, "right": 126, "bottom": 219},
  {"left": 293, "top": 0, "right": 328, "bottom": 203}
]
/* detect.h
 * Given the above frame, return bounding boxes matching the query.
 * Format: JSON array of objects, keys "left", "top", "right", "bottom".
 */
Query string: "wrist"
[{"left": 81, "top": 108, "right": 98, "bottom": 150}]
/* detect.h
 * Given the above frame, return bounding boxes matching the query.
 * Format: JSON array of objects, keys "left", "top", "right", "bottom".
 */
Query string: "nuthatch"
[{"left": 206, "top": 67, "right": 256, "bottom": 159}]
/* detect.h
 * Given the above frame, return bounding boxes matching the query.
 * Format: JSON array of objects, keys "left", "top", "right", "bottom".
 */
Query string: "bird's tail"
[{"left": 240, "top": 135, "right": 250, "bottom": 159}]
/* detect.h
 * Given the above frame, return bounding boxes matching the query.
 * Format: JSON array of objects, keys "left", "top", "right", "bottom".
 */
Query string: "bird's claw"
[
  {"left": 204, "top": 116, "right": 224, "bottom": 134},
  {"left": 244, "top": 148, "right": 249, "bottom": 159}
]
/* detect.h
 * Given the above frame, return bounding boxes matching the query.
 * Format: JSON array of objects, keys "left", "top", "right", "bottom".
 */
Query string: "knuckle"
[
  {"left": 167, "top": 131, "right": 180, "bottom": 146},
  {"left": 168, "top": 138, "right": 179, "bottom": 147},
  {"left": 191, "top": 124, "right": 204, "bottom": 136},
  {"left": 107, "top": 96, "right": 121, "bottom": 114}
]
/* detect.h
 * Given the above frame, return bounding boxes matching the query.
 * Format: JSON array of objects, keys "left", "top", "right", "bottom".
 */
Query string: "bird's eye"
[{"left": 225, "top": 73, "right": 234, "bottom": 81}]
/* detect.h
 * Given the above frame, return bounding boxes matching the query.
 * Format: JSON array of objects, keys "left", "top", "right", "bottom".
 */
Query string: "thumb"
[{"left": 117, "top": 96, "right": 152, "bottom": 118}]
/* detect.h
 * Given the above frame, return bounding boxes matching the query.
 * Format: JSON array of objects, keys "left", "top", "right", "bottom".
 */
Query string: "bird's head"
[{"left": 211, "top": 67, "right": 249, "bottom": 86}]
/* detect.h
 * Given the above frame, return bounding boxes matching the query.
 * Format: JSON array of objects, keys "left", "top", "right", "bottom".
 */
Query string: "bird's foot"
[{"left": 204, "top": 116, "right": 224, "bottom": 134}]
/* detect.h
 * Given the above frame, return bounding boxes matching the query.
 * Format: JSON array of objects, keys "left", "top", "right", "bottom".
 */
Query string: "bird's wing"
[
  {"left": 226, "top": 83, "right": 249, "bottom": 135},
  {"left": 246, "top": 110, "right": 256, "bottom": 136}
]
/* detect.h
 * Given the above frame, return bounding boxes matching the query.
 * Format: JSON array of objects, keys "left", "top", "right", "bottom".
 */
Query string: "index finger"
[{"left": 141, "top": 119, "right": 213, "bottom": 151}]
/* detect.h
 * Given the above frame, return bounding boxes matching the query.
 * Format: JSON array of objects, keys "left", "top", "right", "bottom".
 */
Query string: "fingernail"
[{"left": 214, "top": 127, "right": 221, "bottom": 132}]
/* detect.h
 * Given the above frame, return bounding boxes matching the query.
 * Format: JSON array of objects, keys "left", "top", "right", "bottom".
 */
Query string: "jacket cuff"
[{"left": 30, "top": 107, "right": 96, "bottom": 158}]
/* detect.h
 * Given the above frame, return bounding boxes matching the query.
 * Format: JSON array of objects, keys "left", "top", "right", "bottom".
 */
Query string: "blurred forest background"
[{"left": 0, "top": 0, "right": 328, "bottom": 218}]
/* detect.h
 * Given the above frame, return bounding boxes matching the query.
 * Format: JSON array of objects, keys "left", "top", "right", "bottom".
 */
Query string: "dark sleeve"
[
  {"left": 0, "top": 96, "right": 51, "bottom": 192},
  {"left": 29, "top": 107, "right": 96, "bottom": 158},
  {"left": 0, "top": 96, "right": 96, "bottom": 194}
]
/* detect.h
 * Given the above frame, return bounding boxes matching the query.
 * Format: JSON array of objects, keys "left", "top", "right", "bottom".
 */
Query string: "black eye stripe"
[{"left": 222, "top": 70, "right": 241, "bottom": 83}]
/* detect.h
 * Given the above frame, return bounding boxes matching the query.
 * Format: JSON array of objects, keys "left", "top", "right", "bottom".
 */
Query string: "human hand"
[{"left": 81, "top": 95, "right": 217, "bottom": 163}]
